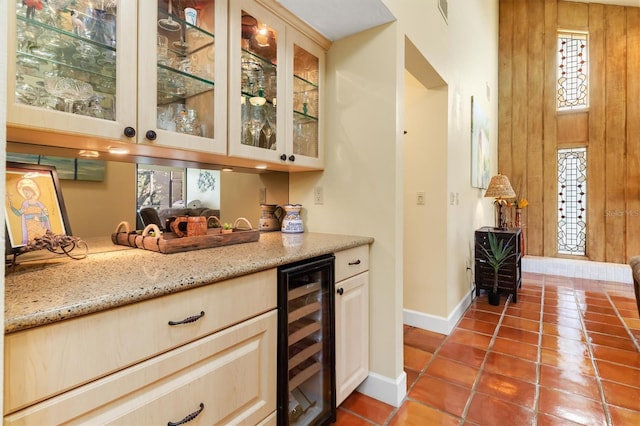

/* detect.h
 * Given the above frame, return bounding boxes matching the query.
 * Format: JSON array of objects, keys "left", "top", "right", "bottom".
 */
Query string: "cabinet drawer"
[
  {"left": 5, "top": 310, "right": 277, "bottom": 426},
  {"left": 4, "top": 269, "right": 277, "bottom": 414},
  {"left": 335, "top": 245, "right": 369, "bottom": 282}
]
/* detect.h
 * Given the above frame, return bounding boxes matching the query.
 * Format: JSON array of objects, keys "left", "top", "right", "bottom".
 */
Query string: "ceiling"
[
  {"left": 276, "top": 0, "right": 639, "bottom": 42},
  {"left": 275, "top": 0, "right": 395, "bottom": 41}
]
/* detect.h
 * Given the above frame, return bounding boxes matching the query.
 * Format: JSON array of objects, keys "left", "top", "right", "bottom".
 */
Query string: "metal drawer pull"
[
  {"left": 348, "top": 259, "right": 361, "bottom": 266},
  {"left": 168, "top": 402, "right": 204, "bottom": 426},
  {"left": 168, "top": 311, "right": 205, "bottom": 326}
]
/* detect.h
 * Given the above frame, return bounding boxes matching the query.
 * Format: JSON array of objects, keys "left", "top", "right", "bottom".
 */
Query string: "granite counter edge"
[{"left": 6, "top": 234, "right": 374, "bottom": 334}]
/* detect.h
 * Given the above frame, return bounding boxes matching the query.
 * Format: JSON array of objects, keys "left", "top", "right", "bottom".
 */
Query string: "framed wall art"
[
  {"left": 6, "top": 153, "right": 106, "bottom": 181},
  {"left": 5, "top": 162, "right": 72, "bottom": 255},
  {"left": 471, "top": 96, "right": 491, "bottom": 189}
]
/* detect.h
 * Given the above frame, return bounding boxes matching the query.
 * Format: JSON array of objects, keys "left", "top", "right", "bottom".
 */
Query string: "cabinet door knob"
[
  {"left": 280, "top": 154, "right": 287, "bottom": 161},
  {"left": 337, "top": 287, "right": 344, "bottom": 295},
  {"left": 145, "top": 130, "right": 157, "bottom": 141},
  {"left": 123, "top": 126, "right": 136, "bottom": 138},
  {"left": 288, "top": 155, "right": 295, "bottom": 162}
]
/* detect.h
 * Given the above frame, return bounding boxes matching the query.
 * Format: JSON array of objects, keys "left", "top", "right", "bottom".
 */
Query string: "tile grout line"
[
  {"left": 601, "top": 281, "right": 640, "bottom": 353},
  {"left": 382, "top": 326, "right": 462, "bottom": 426},
  {"left": 457, "top": 292, "right": 511, "bottom": 424},
  {"left": 572, "top": 277, "right": 613, "bottom": 426},
  {"left": 532, "top": 276, "right": 545, "bottom": 426}
]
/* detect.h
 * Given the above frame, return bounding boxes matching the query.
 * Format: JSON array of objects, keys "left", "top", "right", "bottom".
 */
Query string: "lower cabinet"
[
  {"left": 4, "top": 270, "right": 277, "bottom": 425},
  {"left": 334, "top": 246, "right": 370, "bottom": 406},
  {"left": 5, "top": 311, "right": 276, "bottom": 425}
]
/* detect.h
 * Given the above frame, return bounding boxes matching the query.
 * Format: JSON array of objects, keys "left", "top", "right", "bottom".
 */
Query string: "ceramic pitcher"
[
  {"left": 259, "top": 204, "right": 284, "bottom": 232},
  {"left": 281, "top": 204, "right": 304, "bottom": 233}
]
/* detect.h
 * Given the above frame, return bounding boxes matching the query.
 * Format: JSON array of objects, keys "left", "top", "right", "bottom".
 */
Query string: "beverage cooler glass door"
[{"left": 278, "top": 255, "right": 336, "bottom": 426}]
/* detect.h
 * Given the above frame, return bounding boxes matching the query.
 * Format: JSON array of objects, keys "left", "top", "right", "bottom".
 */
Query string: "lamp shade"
[{"left": 484, "top": 174, "right": 516, "bottom": 199}]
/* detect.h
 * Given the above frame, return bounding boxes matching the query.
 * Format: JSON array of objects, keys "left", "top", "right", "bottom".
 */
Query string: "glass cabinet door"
[
  {"left": 228, "top": 0, "right": 285, "bottom": 164},
  {"left": 289, "top": 32, "right": 323, "bottom": 167},
  {"left": 8, "top": 0, "right": 137, "bottom": 140},
  {"left": 138, "top": 0, "right": 227, "bottom": 154}
]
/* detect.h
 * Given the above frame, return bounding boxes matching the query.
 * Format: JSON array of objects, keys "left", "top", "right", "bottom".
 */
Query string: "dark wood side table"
[{"left": 474, "top": 227, "right": 522, "bottom": 303}]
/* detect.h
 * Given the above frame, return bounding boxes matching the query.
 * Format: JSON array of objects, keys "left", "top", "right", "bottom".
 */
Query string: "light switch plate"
[{"left": 314, "top": 187, "right": 324, "bottom": 204}]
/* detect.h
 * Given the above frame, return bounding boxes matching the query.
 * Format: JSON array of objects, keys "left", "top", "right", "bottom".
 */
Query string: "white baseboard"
[
  {"left": 522, "top": 256, "right": 632, "bottom": 284},
  {"left": 403, "top": 288, "right": 475, "bottom": 335},
  {"left": 356, "top": 370, "right": 407, "bottom": 407}
]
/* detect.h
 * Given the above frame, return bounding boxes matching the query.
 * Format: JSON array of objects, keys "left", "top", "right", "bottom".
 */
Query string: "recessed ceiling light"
[
  {"left": 222, "top": 167, "right": 233, "bottom": 172},
  {"left": 255, "top": 164, "right": 268, "bottom": 170},
  {"left": 108, "top": 146, "right": 129, "bottom": 155},
  {"left": 78, "top": 150, "right": 99, "bottom": 158}
]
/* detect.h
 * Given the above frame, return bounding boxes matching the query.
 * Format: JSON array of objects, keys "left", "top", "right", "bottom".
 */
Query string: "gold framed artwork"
[{"left": 5, "top": 162, "right": 72, "bottom": 254}]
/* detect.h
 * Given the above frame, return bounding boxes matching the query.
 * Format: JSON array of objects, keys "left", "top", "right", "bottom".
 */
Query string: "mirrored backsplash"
[{"left": 6, "top": 151, "right": 289, "bottom": 240}]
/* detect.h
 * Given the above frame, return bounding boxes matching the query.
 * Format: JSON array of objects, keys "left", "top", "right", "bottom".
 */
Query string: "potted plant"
[
  {"left": 221, "top": 223, "right": 233, "bottom": 234},
  {"left": 478, "top": 231, "right": 516, "bottom": 305}
]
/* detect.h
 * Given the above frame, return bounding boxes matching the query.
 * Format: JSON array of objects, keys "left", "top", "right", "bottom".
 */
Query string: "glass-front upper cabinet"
[
  {"left": 228, "top": 0, "right": 324, "bottom": 170},
  {"left": 137, "top": 0, "right": 227, "bottom": 153},
  {"left": 8, "top": 1, "right": 227, "bottom": 154},
  {"left": 8, "top": 0, "right": 136, "bottom": 140},
  {"left": 228, "top": 0, "right": 286, "bottom": 165}
]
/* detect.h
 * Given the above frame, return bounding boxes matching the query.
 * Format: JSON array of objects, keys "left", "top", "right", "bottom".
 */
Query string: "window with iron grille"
[
  {"left": 558, "top": 148, "right": 587, "bottom": 255},
  {"left": 557, "top": 32, "right": 588, "bottom": 111}
]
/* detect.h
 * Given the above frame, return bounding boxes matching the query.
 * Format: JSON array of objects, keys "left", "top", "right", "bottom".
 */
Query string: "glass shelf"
[
  {"left": 158, "top": 9, "right": 215, "bottom": 39},
  {"left": 17, "top": 15, "right": 117, "bottom": 54},
  {"left": 158, "top": 9, "right": 215, "bottom": 58},
  {"left": 15, "top": 9, "right": 117, "bottom": 119},
  {"left": 242, "top": 49, "right": 276, "bottom": 71},
  {"left": 294, "top": 110, "right": 318, "bottom": 123}
]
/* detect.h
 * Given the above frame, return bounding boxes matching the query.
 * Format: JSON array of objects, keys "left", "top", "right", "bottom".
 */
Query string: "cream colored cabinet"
[
  {"left": 8, "top": 1, "right": 228, "bottom": 154},
  {"left": 228, "top": 0, "right": 325, "bottom": 169},
  {"left": 4, "top": 269, "right": 277, "bottom": 424},
  {"left": 334, "top": 246, "right": 370, "bottom": 406}
]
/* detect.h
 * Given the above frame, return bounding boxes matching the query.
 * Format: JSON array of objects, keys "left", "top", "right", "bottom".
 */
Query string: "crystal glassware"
[{"left": 44, "top": 76, "right": 94, "bottom": 113}]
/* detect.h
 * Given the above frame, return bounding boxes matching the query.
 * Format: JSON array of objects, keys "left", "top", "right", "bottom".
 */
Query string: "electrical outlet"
[
  {"left": 314, "top": 187, "right": 324, "bottom": 204},
  {"left": 258, "top": 187, "right": 266, "bottom": 204},
  {"left": 416, "top": 191, "right": 425, "bottom": 205}
]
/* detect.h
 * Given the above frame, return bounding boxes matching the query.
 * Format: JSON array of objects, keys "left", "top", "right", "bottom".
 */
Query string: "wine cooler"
[{"left": 277, "top": 254, "right": 336, "bottom": 425}]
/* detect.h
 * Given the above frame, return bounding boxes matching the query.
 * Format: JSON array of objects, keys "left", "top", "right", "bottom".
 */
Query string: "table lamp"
[{"left": 484, "top": 174, "right": 516, "bottom": 230}]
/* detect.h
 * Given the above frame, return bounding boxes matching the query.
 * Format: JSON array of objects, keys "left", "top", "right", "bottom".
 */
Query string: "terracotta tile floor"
[{"left": 334, "top": 272, "right": 640, "bottom": 425}]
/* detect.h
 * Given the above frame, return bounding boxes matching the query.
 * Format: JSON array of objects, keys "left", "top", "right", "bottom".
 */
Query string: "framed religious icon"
[{"left": 5, "top": 162, "right": 72, "bottom": 255}]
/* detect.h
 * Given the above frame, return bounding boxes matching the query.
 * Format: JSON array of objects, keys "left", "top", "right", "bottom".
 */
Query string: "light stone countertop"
[{"left": 5, "top": 232, "right": 374, "bottom": 334}]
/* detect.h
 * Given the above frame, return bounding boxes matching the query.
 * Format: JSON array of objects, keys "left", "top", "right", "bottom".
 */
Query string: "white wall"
[
  {"left": 290, "top": 0, "right": 500, "bottom": 406},
  {"left": 289, "top": 22, "right": 406, "bottom": 405}
]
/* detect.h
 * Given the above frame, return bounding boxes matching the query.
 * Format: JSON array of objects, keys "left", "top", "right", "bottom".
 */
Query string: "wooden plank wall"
[{"left": 498, "top": 0, "right": 640, "bottom": 263}]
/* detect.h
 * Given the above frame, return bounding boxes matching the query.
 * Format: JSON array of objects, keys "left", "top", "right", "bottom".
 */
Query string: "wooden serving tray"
[{"left": 111, "top": 218, "right": 260, "bottom": 254}]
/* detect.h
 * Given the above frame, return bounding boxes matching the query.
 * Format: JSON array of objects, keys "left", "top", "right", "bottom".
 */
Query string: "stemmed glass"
[
  {"left": 44, "top": 76, "right": 94, "bottom": 113},
  {"left": 158, "top": 1, "right": 181, "bottom": 32}
]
